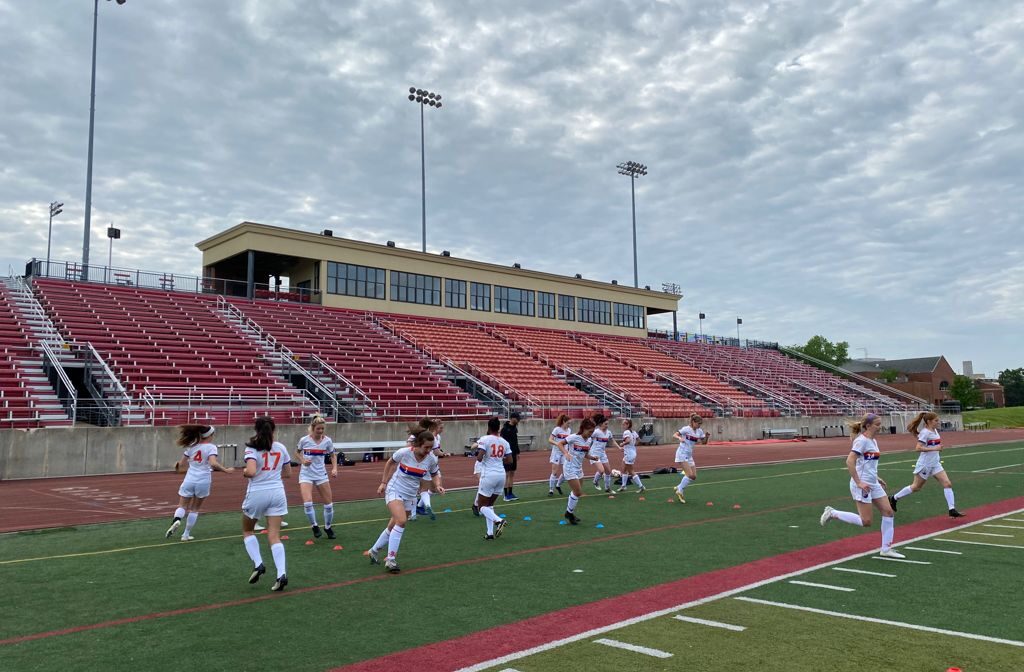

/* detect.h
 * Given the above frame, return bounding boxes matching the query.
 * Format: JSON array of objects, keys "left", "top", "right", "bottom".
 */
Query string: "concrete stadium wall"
[{"left": 0, "top": 414, "right": 963, "bottom": 481}]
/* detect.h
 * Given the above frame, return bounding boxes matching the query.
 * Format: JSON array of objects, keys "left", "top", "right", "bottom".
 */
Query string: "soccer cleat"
[
  {"left": 367, "top": 547, "right": 380, "bottom": 565},
  {"left": 180, "top": 534, "right": 194, "bottom": 542},
  {"left": 675, "top": 489, "right": 686, "bottom": 504},
  {"left": 564, "top": 511, "right": 579, "bottom": 525},
  {"left": 637, "top": 486, "right": 647, "bottom": 493},
  {"left": 271, "top": 574, "right": 288, "bottom": 592},
  {"left": 594, "top": 482, "right": 603, "bottom": 492},
  {"left": 615, "top": 487, "right": 626, "bottom": 493},
  {"left": 248, "top": 563, "right": 266, "bottom": 584},
  {"left": 281, "top": 521, "right": 289, "bottom": 528},
  {"left": 548, "top": 490, "right": 554, "bottom": 497},
  {"left": 425, "top": 505, "right": 435, "bottom": 521},
  {"left": 484, "top": 534, "right": 495, "bottom": 540},
  {"left": 888, "top": 495, "right": 898, "bottom": 513},
  {"left": 415, "top": 504, "right": 426, "bottom": 516},
  {"left": 879, "top": 549, "right": 906, "bottom": 559},
  {"left": 949, "top": 508, "right": 965, "bottom": 518},
  {"left": 605, "top": 487, "right": 611, "bottom": 493},
  {"left": 508, "top": 492, "right": 520, "bottom": 501},
  {"left": 472, "top": 504, "right": 480, "bottom": 516},
  {"left": 555, "top": 485, "right": 563, "bottom": 495},
  {"left": 312, "top": 525, "right": 322, "bottom": 539},
  {"left": 165, "top": 519, "right": 181, "bottom": 538},
  {"left": 385, "top": 557, "right": 400, "bottom": 573},
  {"left": 325, "top": 527, "right": 336, "bottom": 540},
  {"left": 254, "top": 523, "right": 266, "bottom": 532},
  {"left": 820, "top": 506, "right": 834, "bottom": 526},
  {"left": 494, "top": 519, "right": 507, "bottom": 539}
]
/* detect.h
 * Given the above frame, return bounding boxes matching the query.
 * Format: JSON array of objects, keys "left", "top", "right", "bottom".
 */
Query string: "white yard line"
[
  {"left": 936, "top": 539, "right": 1024, "bottom": 550},
  {"left": 961, "top": 531, "right": 1014, "bottom": 538},
  {"left": 673, "top": 615, "right": 747, "bottom": 632},
  {"left": 788, "top": 580, "right": 855, "bottom": 592},
  {"left": 832, "top": 567, "right": 896, "bottom": 578},
  {"left": 972, "top": 463, "right": 1024, "bottom": 473},
  {"left": 904, "top": 546, "right": 962, "bottom": 555},
  {"left": 592, "top": 639, "right": 673, "bottom": 658},
  {"left": 734, "top": 597, "right": 1024, "bottom": 648},
  {"left": 1003, "top": 518, "right": 1024, "bottom": 523},
  {"left": 872, "top": 556, "right": 931, "bottom": 565},
  {"left": 983, "top": 524, "right": 1024, "bottom": 530}
]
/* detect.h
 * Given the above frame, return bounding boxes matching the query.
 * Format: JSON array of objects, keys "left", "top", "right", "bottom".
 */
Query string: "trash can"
[{"left": 889, "top": 426, "right": 897, "bottom": 434}]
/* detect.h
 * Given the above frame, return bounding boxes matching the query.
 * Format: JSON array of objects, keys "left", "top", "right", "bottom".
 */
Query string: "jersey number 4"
[
  {"left": 261, "top": 452, "right": 282, "bottom": 471},
  {"left": 192, "top": 451, "right": 204, "bottom": 463}
]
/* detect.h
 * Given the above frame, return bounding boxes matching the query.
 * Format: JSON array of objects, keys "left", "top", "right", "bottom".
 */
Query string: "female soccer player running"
[
  {"left": 241, "top": 417, "right": 293, "bottom": 591},
  {"left": 889, "top": 411, "right": 964, "bottom": 517},
  {"left": 367, "top": 431, "right": 445, "bottom": 573},
  {"left": 672, "top": 414, "right": 708, "bottom": 503},
  {"left": 547, "top": 414, "right": 571, "bottom": 496},
  {"left": 166, "top": 425, "right": 233, "bottom": 541},
  {"left": 820, "top": 413, "right": 905, "bottom": 558},
  {"left": 589, "top": 414, "right": 620, "bottom": 493},
  {"left": 617, "top": 418, "right": 645, "bottom": 493},
  {"left": 474, "top": 417, "right": 512, "bottom": 539},
  {"left": 557, "top": 417, "right": 597, "bottom": 525},
  {"left": 297, "top": 416, "right": 339, "bottom": 540}
]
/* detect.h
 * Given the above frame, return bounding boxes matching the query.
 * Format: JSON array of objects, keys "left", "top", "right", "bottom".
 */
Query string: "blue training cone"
[
  {"left": 523, "top": 516, "right": 532, "bottom": 521},
  {"left": 443, "top": 508, "right": 452, "bottom": 513},
  {"left": 559, "top": 520, "right": 568, "bottom": 525},
  {"left": 595, "top": 523, "right": 605, "bottom": 529},
  {"left": 499, "top": 513, "right": 506, "bottom": 518}
]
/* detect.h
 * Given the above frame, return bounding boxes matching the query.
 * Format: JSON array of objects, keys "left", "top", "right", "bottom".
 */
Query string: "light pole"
[
  {"left": 107, "top": 224, "right": 121, "bottom": 269},
  {"left": 661, "top": 282, "right": 681, "bottom": 341},
  {"left": 83, "top": 0, "right": 127, "bottom": 280},
  {"left": 407, "top": 86, "right": 442, "bottom": 253},
  {"left": 47, "top": 201, "right": 64, "bottom": 274},
  {"left": 617, "top": 161, "right": 647, "bottom": 288},
  {"left": 736, "top": 317, "right": 743, "bottom": 346},
  {"left": 699, "top": 312, "right": 705, "bottom": 341}
]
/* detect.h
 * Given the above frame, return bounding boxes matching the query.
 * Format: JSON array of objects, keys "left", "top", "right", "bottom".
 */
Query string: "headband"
[{"left": 201, "top": 426, "right": 216, "bottom": 438}]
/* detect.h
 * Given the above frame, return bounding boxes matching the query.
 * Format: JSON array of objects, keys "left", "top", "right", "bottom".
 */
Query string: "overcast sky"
[{"left": 1, "top": 0, "right": 1020, "bottom": 376}]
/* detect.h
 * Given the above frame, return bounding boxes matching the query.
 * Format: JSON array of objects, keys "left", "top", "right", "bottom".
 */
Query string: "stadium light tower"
[
  {"left": 407, "top": 86, "right": 442, "bottom": 253},
  {"left": 699, "top": 312, "right": 705, "bottom": 340},
  {"left": 736, "top": 316, "right": 743, "bottom": 346},
  {"left": 47, "top": 200, "right": 64, "bottom": 274},
  {"left": 662, "top": 282, "right": 681, "bottom": 341},
  {"left": 617, "top": 160, "right": 647, "bottom": 288},
  {"left": 82, "top": 0, "right": 128, "bottom": 279}
]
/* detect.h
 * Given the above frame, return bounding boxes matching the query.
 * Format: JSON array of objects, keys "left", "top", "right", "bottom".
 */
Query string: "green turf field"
[{"left": 1, "top": 442, "right": 1021, "bottom": 672}]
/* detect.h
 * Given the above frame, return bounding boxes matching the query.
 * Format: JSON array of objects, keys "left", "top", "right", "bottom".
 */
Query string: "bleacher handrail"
[
  {"left": 9, "top": 273, "right": 67, "bottom": 348},
  {"left": 728, "top": 375, "right": 800, "bottom": 415},
  {"left": 40, "top": 341, "right": 77, "bottom": 424}
]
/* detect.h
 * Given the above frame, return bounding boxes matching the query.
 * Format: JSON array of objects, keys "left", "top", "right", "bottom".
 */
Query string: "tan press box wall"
[{"left": 197, "top": 222, "right": 681, "bottom": 338}]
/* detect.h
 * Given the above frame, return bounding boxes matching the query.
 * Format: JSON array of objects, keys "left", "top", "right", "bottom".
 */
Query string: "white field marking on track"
[
  {"left": 592, "top": 638, "right": 673, "bottom": 658},
  {"left": 983, "top": 524, "right": 1024, "bottom": 530},
  {"left": 832, "top": 567, "right": 896, "bottom": 578},
  {"left": 788, "top": 580, "right": 855, "bottom": 592},
  {"left": 1003, "top": 518, "right": 1024, "bottom": 523},
  {"left": 972, "top": 462, "right": 1024, "bottom": 473},
  {"left": 734, "top": 597, "right": 1024, "bottom": 648},
  {"left": 936, "top": 538, "right": 1024, "bottom": 550},
  {"left": 904, "top": 546, "right": 962, "bottom": 555},
  {"left": 961, "top": 531, "right": 1014, "bottom": 538},
  {"left": 872, "top": 556, "right": 931, "bottom": 565},
  {"left": 454, "top": 505, "right": 1024, "bottom": 672},
  {"left": 673, "top": 615, "right": 747, "bottom": 632}
]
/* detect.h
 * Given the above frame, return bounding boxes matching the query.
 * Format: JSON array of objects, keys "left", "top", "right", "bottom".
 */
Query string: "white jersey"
[
  {"left": 183, "top": 441, "right": 218, "bottom": 480},
  {"left": 476, "top": 435, "right": 511, "bottom": 477},
  {"left": 677, "top": 426, "right": 705, "bottom": 449},
  {"left": 850, "top": 435, "right": 881, "bottom": 485},
  {"left": 243, "top": 442, "right": 291, "bottom": 493},
  {"left": 387, "top": 447, "right": 440, "bottom": 500},
  {"left": 621, "top": 430, "right": 638, "bottom": 448},
  {"left": 563, "top": 434, "right": 592, "bottom": 472},
  {"left": 550, "top": 425, "right": 570, "bottom": 456},
  {"left": 914, "top": 428, "right": 942, "bottom": 471},
  {"left": 590, "top": 428, "right": 611, "bottom": 456},
  {"left": 297, "top": 435, "right": 334, "bottom": 481}
]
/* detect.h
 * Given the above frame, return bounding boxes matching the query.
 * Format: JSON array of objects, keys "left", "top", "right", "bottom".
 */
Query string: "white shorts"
[
  {"left": 913, "top": 463, "right": 945, "bottom": 479},
  {"left": 850, "top": 480, "right": 887, "bottom": 504},
  {"left": 675, "top": 446, "right": 694, "bottom": 464},
  {"left": 298, "top": 473, "right": 329, "bottom": 486},
  {"left": 178, "top": 477, "right": 211, "bottom": 499},
  {"left": 623, "top": 448, "right": 637, "bottom": 465},
  {"left": 589, "top": 450, "right": 609, "bottom": 464},
  {"left": 385, "top": 488, "right": 415, "bottom": 513},
  {"left": 549, "top": 448, "right": 563, "bottom": 465},
  {"left": 242, "top": 488, "right": 288, "bottom": 519},
  {"left": 563, "top": 461, "right": 584, "bottom": 481},
  {"left": 477, "top": 472, "right": 505, "bottom": 498}
]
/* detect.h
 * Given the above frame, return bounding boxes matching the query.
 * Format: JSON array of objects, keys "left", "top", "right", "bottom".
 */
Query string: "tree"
[
  {"left": 878, "top": 369, "right": 901, "bottom": 383},
  {"left": 949, "top": 375, "right": 981, "bottom": 409},
  {"left": 791, "top": 335, "right": 850, "bottom": 367},
  {"left": 998, "top": 367, "right": 1024, "bottom": 407}
]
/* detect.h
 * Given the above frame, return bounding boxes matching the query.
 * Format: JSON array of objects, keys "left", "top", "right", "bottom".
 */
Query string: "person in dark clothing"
[{"left": 501, "top": 412, "right": 521, "bottom": 501}]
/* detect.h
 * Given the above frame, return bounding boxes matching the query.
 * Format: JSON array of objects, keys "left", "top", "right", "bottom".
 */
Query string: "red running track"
[{"left": 1, "top": 430, "right": 1021, "bottom": 533}]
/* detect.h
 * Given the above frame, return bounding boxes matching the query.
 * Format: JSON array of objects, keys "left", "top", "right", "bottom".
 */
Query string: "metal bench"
[{"left": 763, "top": 428, "right": 798, "bottom": 440}]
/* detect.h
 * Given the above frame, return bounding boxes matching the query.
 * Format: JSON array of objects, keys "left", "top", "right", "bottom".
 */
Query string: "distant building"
[{"left": 843, "top": 356, "right": 1005, "bottom": 408}]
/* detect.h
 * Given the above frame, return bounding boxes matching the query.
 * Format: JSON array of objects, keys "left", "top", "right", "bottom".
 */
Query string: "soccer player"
[
  {"left": 296, "top": 416, "right": 339, "bottom": 540},
  {"left": 889, "top": 411, "right": 964, "bottom": 518},
  {"left": 820, "top": 413, "right": 905, "bottom": 558},
  {"left": 617, "top": 418, "right": 645, "bottom": 493},
  {"left": 557, "top": 417, "right": 597, "bottom": 525},
  {"left": 366, "top": 431, "right": 445, "bottom": 573},
  {"left": 589, "top": 414, "right": 620, "bottom": 493},
  {"left": 417, "top": 419, "right": 449, "bottom": 519},
  {"left": 547, "top": 414, "right": 571, "bottom": 496},
  {"left": 473, "top": 417, "right": 512, "bottom": 539},
  {"left": 166, "top": 425, "right": 233, "bottom": 541},
  {"left": 672, "top": 414, "right": 708, "bottom": 503},
  {"left": 240, "top": 417, "right": 293, "bottom": 591}
]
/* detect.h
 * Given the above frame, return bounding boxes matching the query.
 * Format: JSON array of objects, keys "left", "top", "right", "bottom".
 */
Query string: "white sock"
[
  {"left": 593, "top": 474, "right": 601, "bottom": 486},
  {"left": 833, "top": 510, "right": 865, "bottom": 526},
  {"left": 678, "top": 476, "right": 692, "bottom": 492},
  {"left": 567, "top": 493, "right": 579, "bottom": 513},
  {"left": 549, "top": 475, "right": 557, "bottom": 491},
  {"left": 894, "top": 486, "right": 913, "bottom": 500},
  {"left": 371, "top": 527, "right": 390, "bottom": 552},
  {"left": 556, "top": 474, "right": 564, "bottom": 486},
  {"left": 604, "top": 474, "right": 612, "bottom": 489},
  {"left": 881, "top": 516, "right": 895, "bottom": 551},
  {"left": 420, "top": 491, "right": 431, "bottom": 509},
  {"left": 323, "top": 503, "right": 334, "bottom": 528},
  {"left": 621, "top": 473, "right": 629, "bottom": 488},
  {"left": 270, "top": 542, "right": 286, "bottom": 578},
  {"left": 485, "top": 516, "right": 494, "bottom": 535},
  {"left": 243, "top": 535, "right": 263, "bottom": 566},
  {"left": 387, "top": 525, "right": 404, "bottom": 558},
  {"left": 303, "top": 501, "right": 318, "bottom": 527},
  {"left": 480, "top": 506, "right": 501, "bottom": 523},
  {"left": 183, "top": 512, "right": 198, "bottom": 536},
  {"left": 632, "top": 474, "right": 643, "bottom": 488},
  {"left": 943, "top": 487, "right": 955, "bottom": 509},
  {"left": 173, "top": 507, "right": 186, "bottom": 521}
]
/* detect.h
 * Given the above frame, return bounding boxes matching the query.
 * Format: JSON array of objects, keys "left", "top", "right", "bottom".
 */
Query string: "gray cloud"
[{"left": 0, "top": 0, "right": 1020, "bottom": 376}]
